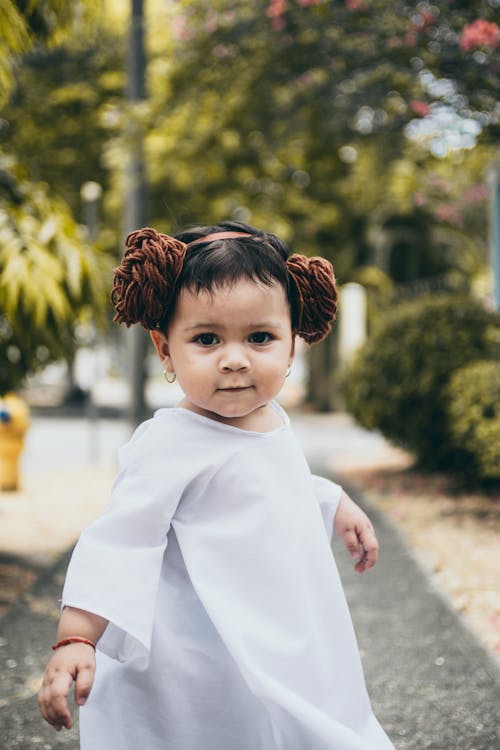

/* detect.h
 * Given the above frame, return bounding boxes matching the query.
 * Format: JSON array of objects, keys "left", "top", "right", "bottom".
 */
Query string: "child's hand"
[
  {"left": 38, "top": 642, "right": 95, "bottom": 731},
  {"left": 334, "top": 492, "right": 379, "bottom": 573}
]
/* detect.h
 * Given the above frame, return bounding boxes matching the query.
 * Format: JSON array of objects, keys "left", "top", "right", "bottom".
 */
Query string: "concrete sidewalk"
[{"left": 1, "top": 413, "right": 499, "bottom": 749}]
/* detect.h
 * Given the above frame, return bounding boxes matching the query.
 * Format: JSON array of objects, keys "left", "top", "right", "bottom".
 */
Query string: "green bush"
[
  {"left": 344, "top": 295, "right": 500, "bottom": 470},
  {"left": 448, "top": 361, "right": 500, "bottom": 480}
]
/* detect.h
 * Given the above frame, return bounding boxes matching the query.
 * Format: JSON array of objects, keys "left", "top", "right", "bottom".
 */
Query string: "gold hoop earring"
[
  {"left": 285, "top": 366, "right": 291, "bottom": 378},
  {"left": 164, "top": 370, "right": 176, "bottom": 384}
]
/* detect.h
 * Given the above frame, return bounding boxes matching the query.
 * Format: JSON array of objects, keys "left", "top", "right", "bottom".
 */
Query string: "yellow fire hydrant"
[{"left": 0, "top": 393, "right": 30, "bottom": 491}]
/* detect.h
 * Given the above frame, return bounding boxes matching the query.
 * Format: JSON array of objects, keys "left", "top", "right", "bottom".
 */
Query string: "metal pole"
[
  {"left": 81, "top": 181, "right": 103, "bottom": 462},
  {"left": 125, "top": 0, "right": 149, "bottom": 426},
  {"left": 488, "top": 163, "right": 500, "bottom": 312}
]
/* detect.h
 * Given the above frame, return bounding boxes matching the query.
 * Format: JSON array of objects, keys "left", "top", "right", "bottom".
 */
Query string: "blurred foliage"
[
  {"left": 0, "top": 0, "right": 100, "bottom": 106},
  {"left": 1, "top": 34, "right": 124, "bottom": 216},
  {"left": 343, "top": 295, "right": 500, "bottom": 471},
  {"left": 140, "top": 2, "right": 497, "bottom": 237},
  {"left": 4, "top": 0, "right": 498, "bottom": 271},
  {"left": 0, "top": 158, "right": 112, "bottom": 394},
  {"left": 144, "top": 0, "right": 495, "bottom": 417},
  {"left": 448, "top": 360, "right": 500, "bottom": 481},
  {"left": 1, "top": 0, "right": 499, "bottom": 399},
  {"left": 0, "top": 1, "right": 119, "bottom": 394}
]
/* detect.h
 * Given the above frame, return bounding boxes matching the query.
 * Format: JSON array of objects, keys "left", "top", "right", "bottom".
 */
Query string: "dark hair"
[
  {"left": 174, "top": 221, "right": 301, "bottom": 330},
  {"left": 111, "top": 221, "right": 338, "bottom": 344}
]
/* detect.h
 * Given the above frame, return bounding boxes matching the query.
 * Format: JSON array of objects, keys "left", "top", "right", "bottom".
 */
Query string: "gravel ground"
[
  {"left": 0, "top": 555, "right": 39, "bottom": 619},
  {"left": 340, "top": 466, "right": 500, "bottom": 664}
]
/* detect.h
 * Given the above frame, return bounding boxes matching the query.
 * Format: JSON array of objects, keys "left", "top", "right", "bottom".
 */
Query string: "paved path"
[{"left": 0, "top": 414, "right": 499, "bottom": 749}]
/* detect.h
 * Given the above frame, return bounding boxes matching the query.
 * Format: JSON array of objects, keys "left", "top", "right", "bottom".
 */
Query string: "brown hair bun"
[
  {"left": 111, "top": 227, "right": 187, "bottom": 329},
  {"left": 286, "top": 254, "right": 338, "bottom": 344}
]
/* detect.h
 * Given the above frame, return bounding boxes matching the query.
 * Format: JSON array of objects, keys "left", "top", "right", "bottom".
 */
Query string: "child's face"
[{"left": 150, "top": 278, "right": 295, "bottom": 429}]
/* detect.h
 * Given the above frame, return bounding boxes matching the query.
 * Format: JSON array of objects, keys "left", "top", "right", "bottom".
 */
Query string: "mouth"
[{"left": 217, "top": 386, "right": 251, "bottom": 393}]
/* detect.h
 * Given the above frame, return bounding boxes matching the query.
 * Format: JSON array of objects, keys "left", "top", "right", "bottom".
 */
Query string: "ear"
[
  {"left": 289, "top": 335, "right": 296, "bottom": 366},
  {"left": 150, "top": 330, "right": 174, "bottom": 373}
]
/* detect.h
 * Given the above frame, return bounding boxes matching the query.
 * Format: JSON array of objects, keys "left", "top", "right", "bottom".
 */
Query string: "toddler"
[{"left": 38, "top": 221, "right": 395, "bottom": 749}]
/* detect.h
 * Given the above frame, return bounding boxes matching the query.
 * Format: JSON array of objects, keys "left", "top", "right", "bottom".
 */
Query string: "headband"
[
  {"left": 111, "top": 227, "right": 337, "bottom": 344},
  {"left": 188, "top": 231, "right": 252, "bottom": 245}
]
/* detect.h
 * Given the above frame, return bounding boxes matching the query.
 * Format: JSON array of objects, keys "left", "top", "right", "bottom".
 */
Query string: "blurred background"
[
  {"left": 0, "top": 6, "right": 500, "bottom": 749},
  {"left": 0, "top": 0, "right": 499, "bottom": 672},
  {"left": 0, "top": 0, "right": 498, "bottom": 424},
  {"left": 1, "top": 0, "right": 499, "bottom": 426}
]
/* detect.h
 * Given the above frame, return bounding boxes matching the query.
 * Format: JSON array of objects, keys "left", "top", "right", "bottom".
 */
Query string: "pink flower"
[
  {"left": 346, "top": 0, "right": 366, "bottom": 10},
  {"left": 212, "top": 45, "right": 230, "bottom": 58},
  {"left": 171, "top": 15, "right": 193, "bottom": 42},
  {"left": 434, "top": 204, "right": 463, "bottom": 226},
  {"left": 410, "top": 100, "right": 431, "bottom": 117},
  {"left": 404, "top": 30, "right": 418, "bottom": 47},
  {"left": 420, "top": 12, "right": 437, "bottom": 30},
  {"left": 460, "top": 19, "right": 500, "bottom": 51},
  {"left": 205, "top": 12, "right": 218, "bottom": 33},
  {"left": 267, "top": 0, "right": 286, "bottom": 18},
  {"left": 413, "top": 192, "right": 428, "bottom": 207},
  {"left": 387, "top": 36, "right": 403, "bottom": 48},
  {"left": 462, "top": 184, "right": 488, "bottom": 205}
]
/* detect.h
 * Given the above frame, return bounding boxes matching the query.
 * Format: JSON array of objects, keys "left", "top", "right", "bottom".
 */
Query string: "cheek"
[
  {"left": 177, "top": 352, "right": 212, "bottom": 383},
  {"left": 263, "top": 357, "right": 289, "bottom": 382}
]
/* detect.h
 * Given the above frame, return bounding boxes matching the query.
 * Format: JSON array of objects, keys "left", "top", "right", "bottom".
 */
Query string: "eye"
[
  {"left": 248, "top": 332, "right": 273, "bottom": 344},
  {"left": 195, "top": 333, "right": 219, "bottom": 346}
]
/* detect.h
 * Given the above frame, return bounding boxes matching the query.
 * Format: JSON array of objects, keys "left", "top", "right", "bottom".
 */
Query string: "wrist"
[{"left": 52, "top": 636, "right": 96, "bottom": 651}]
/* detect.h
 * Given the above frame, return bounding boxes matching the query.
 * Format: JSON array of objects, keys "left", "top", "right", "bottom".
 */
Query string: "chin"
[
  {"left": 192, "top": 403, "right": 246, "bottom": 420},
  {"left": 215, "top": 407, "right": 252, "bottom": 419}
]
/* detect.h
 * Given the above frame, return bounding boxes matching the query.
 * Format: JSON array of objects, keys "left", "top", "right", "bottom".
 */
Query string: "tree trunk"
[{"left": 305, "top": 328, "right": 340, "bottom": 412}]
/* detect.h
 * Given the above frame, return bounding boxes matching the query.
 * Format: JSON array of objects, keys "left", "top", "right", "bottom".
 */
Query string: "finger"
[
  {"left": 40, "top": 694, "right": 72, "bottom": 731},
  {"left": 355, "top": 525, "right": 379, "bottom": 572},
  {"left": 341, "top": 528, "right": 363, "bottom": 560},
  {"left": 75, "top": 665, "right": 95, "bottom": 706},
  {"left": 42, "top": 672, "right": 74, "bottom": 729},
  {"left": 354, "top": 551, "right": 369, "bottom": 573},
  {"left": 45, "top": 692, "right": 73, "bottom": 731}
]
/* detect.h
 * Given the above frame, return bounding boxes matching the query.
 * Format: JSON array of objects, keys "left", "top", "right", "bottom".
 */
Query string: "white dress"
[{"left": 62, "top": 402, "right": 394, "bottom": 749}]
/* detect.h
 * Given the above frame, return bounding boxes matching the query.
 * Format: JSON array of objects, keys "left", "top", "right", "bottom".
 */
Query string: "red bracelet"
[{"left": 52, "top": 637, "right": 96, "bottom": 651}]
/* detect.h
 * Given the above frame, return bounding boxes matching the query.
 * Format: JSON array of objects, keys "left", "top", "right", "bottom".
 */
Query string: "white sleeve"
[
  {"left": 61, "top": 418, "right": 208, "bottom": 664},
  {"left": 311, "top": 475, "right": 343, "bottom": 542}
]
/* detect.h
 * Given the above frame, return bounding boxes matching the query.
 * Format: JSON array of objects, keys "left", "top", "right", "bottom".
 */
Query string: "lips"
[{"left": 218, "top": 386, "right": 251, "bottom": 392}]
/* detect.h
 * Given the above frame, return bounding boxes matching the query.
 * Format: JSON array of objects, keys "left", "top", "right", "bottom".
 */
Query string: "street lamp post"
[
  {"left": 81, "top": 181, "right": 103, "bottom": 461},
  {"left": 488, "top": 163, "right": 500, "bottom": 312},
  {"left": 125, "top": 0, "right": 149, "bottom": 426}
]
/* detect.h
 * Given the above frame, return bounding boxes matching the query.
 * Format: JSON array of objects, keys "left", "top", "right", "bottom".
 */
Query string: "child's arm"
[
  {"left": 334, "top": 491, "right": 379, "bottom": 573},
  {"left": 38, "top": 606, "right": 108, "bottom": 731}
]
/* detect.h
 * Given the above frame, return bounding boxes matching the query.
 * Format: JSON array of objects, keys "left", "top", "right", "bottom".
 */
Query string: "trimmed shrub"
[
  {"left": 448, "top": 361, "right": 500, "bottom": 480},
  {"left": 344, "top": 295, "right": 500, "bottom": 470}
]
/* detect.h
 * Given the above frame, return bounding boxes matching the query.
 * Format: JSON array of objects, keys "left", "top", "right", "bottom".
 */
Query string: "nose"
[{"left": 218, "top": 344, "right": 250, "bottom": 372}]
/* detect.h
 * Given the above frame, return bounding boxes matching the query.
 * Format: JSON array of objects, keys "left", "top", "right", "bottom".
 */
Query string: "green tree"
[
  {"left": 0, "top": 1, "right": 114, "bottom": 395},
  {"left": 114, "top": 0, "right": 495, "bottom": 409},
  {"left": 4, "top": 0, "right": 497, "bottom": 406},
  {"left": 0, "top": 158, "right": 112, "bottom": 394},
  {"left": 137, "top": 0, "right": 498, "bottom": 268},
  {"left": 2, "top": 35, "right": 123, "bottom": 216},
  {"left": 0, "top": 0, "right": 99, "bottom": 106}
]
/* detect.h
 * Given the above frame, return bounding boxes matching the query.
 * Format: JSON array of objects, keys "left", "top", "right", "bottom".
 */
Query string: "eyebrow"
[{"left": 183, "top": 321, "right": 283, "bottom": 332}]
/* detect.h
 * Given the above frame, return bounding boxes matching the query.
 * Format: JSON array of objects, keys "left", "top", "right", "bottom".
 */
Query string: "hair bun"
[
  {"left": 111, "top": 227, "right": 187, "bottom": 329},
  {"left": 286, "top": 254, "right": 338, "bottom": 344}
]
